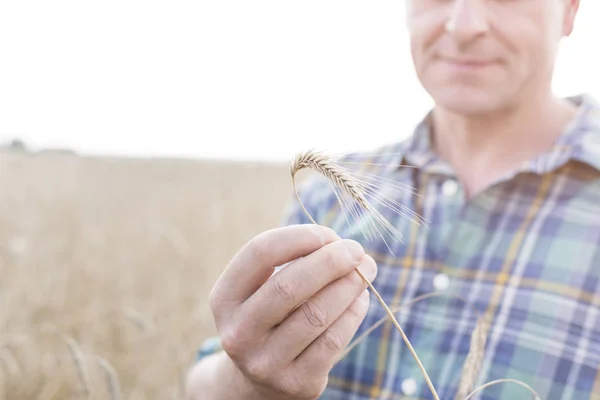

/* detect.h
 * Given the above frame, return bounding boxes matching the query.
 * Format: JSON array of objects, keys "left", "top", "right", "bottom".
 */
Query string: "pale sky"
[{"left": 1, "top": 1, "right": 598, "bottom": 162}]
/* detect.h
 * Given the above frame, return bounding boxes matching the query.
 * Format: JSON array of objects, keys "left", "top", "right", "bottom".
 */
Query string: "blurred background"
[{"left": 0, "top": 1, "right": 598, "bottom": 398}]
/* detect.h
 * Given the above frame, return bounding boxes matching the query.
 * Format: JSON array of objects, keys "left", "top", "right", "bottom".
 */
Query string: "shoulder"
[{"left": 567, "top": 93, "right": 600, "bottom": 172}]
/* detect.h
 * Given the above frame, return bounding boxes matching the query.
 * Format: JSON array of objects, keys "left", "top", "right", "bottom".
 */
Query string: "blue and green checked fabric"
[{"left": 198, "top": 93, "right": 600, "bottom": 400}]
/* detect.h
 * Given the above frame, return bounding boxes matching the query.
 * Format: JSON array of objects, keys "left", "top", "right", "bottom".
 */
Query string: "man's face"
[{"left": 406, "top": 0, "right": 580, "bottom": 115}]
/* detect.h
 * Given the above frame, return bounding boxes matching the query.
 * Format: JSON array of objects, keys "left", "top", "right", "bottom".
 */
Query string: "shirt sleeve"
[{"left": 196, "top": 335, "right": 223, "bottom": 362}]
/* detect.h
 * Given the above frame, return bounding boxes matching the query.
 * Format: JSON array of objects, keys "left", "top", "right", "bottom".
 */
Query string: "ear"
[{"left": 562, "top": 0, "right": 580, "bottom": 37}]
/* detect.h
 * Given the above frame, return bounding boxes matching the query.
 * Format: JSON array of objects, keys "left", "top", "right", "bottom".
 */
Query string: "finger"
[
  {"left": 210, "top": 224, "right": 339, "bottom": 317},
  {"left": 292, "top": 289, "right": 371, "bottom": 382},
  {"left": 267, "top": 255, "right": 377, "bottom": 365},
  {"left": 239, "top": 238, "right": 366, "bottom": 335}
]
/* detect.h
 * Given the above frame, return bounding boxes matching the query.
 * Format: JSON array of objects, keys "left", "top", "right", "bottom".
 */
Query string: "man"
[{"left": 188, "top": 0, "right": 600, "bottom": 398}]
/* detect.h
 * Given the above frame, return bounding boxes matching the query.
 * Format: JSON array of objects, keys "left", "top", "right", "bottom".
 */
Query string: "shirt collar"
[
  {"left": 396, "top": 93, "right": 600, "bottom": 176},
  {"left": 563, "top": 93, "right": 600, "bottom": 172}
]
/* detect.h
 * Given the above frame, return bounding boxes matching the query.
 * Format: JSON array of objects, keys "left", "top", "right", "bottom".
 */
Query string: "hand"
[{"left": 208, "top": 224, "right": 377, "bottom": 400}]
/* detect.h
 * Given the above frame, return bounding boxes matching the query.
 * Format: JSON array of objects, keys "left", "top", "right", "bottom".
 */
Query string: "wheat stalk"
[
  {"left": 455, "top": 316, "right": 489, "bottom": 400},
  {"left": 3, "top": 327, "right": 93, "bottom": 398},
  {"left": 291, "top": 149, "right": 440, "bottom": 400},
  {"left": 463, "top": 379, "right": 541, "bottom": 400},
  {"left": 95, "top": 356, "right": 122, "bottom": 400},
  {"left": 59, "top": 334, "right": 92, "bottom": 399},
  {"left": 123, "top": 306, "right": 156, "bottom": 334},
  {"left": 339, "top": 291, "right": 476, "bottom": 360}
]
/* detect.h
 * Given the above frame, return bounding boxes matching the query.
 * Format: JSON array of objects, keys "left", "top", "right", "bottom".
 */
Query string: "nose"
[{"left": 445, "top": 0, "right": 489, "bottom": 44}]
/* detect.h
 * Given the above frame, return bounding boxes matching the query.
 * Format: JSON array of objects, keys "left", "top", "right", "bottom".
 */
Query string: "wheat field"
[{"left": 0, "top": 148, "right": 293, "bottom": 399}]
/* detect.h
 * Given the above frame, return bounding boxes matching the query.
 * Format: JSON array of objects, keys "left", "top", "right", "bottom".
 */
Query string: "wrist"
[{"left": 187, "top": 351, "right": 264, "bottom": 400}]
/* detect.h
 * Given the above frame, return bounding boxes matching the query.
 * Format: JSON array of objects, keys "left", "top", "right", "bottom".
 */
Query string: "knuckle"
[
  {"left": 244, "top": 354, "right": 273, "bottom": 383},
  {"left": 219, "top": 326, "right": 246, "bottom": 360},
  {"left": 306, "top": 226, "right": 326, "bottom": 247},
  {"left": 270, "top": 275, "right": 298, "bottom": 305},
  {"left": 282, "top": 373, "right": 312, "bottom": 399},
  {"left": 300, "top": 299, "right": 328, "bottom": 329},
  {"left": 319, "top": 329, "right": 345, "bottom": 353},
  {"left": 281, "top": 377, "right": 304, "bottom": 397}
]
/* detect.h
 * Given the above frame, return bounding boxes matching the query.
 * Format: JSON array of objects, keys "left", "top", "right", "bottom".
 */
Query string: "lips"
[{"left": 440, "top": 57, "right": 496, "bottom": 71}]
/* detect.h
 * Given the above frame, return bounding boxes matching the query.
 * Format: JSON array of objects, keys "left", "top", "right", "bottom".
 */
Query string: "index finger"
[{"left": 209, "top": 224, "right": 340, "bottom": 317}]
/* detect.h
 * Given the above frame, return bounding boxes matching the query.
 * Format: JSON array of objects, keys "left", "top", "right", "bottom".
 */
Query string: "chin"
[{"left": 426, "top": 85, "right": 511, "bottom": 116}]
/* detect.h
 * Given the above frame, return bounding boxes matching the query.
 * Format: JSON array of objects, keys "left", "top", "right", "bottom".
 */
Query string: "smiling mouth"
[{"left": 441, "top": 58, "right": 496, "bottom": 69}]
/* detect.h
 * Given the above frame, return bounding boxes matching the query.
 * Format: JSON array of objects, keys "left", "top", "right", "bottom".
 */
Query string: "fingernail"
[
  {"left": 345, "top": 240, "right": 364, "bottom": 263},
  {"left": 323, "top": 226, "right": 341, "bottom": 242},
  {"left": 364, "top": 266, "right": 377, "bottom": 282},
  {"left": 315, "top": 226, "right": 340, "bottom": 246}
]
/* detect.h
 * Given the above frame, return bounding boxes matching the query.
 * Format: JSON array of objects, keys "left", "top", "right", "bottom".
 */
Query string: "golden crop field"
[{"left": 0, "top": 148, "right": 295, "bottom": 399}]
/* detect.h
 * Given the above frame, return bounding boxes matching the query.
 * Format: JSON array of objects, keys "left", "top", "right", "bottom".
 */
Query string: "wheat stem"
[
  {"left": 291, "top": 150, "right": 440, "bottom": 400},
  {"left": 340, "top": 291, "right": 472, "bottom": 360},
  {"left": 95, "top": 356, "right": 122, "bottom": 400},
  {"left": 462, "top": 378, "right": 541, "bottom": 400},
  {"left": 59, "top": 334, "right": 91, "bottom": 398},
  {"left": 455, "top": 317, "right": 488, "bottom": 400}
]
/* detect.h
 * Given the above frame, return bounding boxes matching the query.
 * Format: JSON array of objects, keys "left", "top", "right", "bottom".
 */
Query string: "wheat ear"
[
  {"left": 455, "top": 316, "right": 489, "bottom": 400},
  {"left": 122, "top": 306, "right": 156, "bottom": 334},
  {"left": 59, "top": 334, "right": 92, "bottom": 398},
  {"left": 95, "top": 356, "right": 122, "bottom": 400},
  {"left": 291, "top": 150, "right": 440, "bottom": 400}
]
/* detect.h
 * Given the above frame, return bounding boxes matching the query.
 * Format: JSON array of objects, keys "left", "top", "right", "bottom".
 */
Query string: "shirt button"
[
  {"left": 433, "top": 273, "right": 450, "bottom": 291},
  {"left": 441, "top": 179, "right": 459, "bottom": 197},
  {"left": 401, "top": 378, "right": 417, "bottom": 396}
]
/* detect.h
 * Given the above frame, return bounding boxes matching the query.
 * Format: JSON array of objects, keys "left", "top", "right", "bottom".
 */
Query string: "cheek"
[
  {"left": 489, "top": 11, "right": 558, "bottom": 79},
  {"left": 408, "top": 14, "right": 446, "bottom": 79}
]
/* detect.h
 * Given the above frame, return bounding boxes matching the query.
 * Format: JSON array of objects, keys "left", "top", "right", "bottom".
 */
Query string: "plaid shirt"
[{"left": 198, "top": 93, "right": 600, "bottom": 400}]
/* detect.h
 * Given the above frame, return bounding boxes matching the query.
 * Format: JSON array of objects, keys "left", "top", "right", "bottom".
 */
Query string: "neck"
[{"left": 430, "top": 90, "right": 579, "bottom": 198}]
